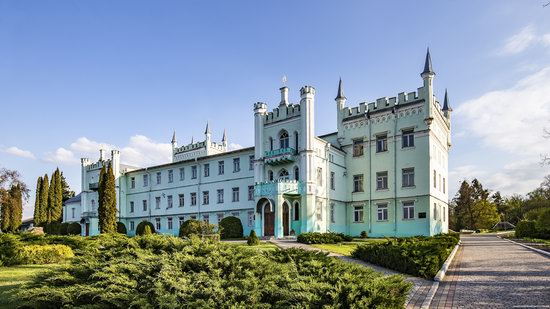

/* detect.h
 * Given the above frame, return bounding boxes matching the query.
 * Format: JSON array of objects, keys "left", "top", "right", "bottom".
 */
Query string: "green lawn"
[
  {"left": 224, "top": 241, "right": 279, "bottom": 251},
  {"left": 312, "top": 239, "right": 389, "bottom": 256},
  {"left": 0, "top": 264, "right": 62, "bottom": 308}
]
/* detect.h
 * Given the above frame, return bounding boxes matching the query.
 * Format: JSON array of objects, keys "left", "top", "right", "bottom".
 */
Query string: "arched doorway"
[
  {"left": 283, "top": 202, "right": 290, "bottom": 236},
  {"left": 264, "top": 204, "right": 275, "bottom": 236}
]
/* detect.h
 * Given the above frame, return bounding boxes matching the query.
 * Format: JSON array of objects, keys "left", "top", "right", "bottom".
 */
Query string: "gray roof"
[
  {"left": 422, "top": 48, "right": 434, "bottom": 75},
  {"left": 64, "top": 193, "right": 81, "bottom": 205},
  {"left": 335, "top": 78, "right": 346, "bottom": 100},
  {"left": 442, "top": 89, "right": 451, "bottom": 111}
]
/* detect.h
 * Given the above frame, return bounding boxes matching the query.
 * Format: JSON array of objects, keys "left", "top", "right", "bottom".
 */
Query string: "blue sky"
[{"left": 1, "top": 1, "right": 549, "bottom": 219}]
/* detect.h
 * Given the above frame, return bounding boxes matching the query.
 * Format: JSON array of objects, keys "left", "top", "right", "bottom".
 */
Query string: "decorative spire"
[
  {"left": 335, "top": 77, "right": 346, "bottom": 100},
  {"left": 171, "top": 131, "right": 177, "bottom": 144},
  {"left": 204, "top": 122, "right": 211, "bottom": 135},
  {"left": 422, "top": 48, "right": 435, "bottom": 75},
  {"left": 222, "top": 129, "right": 227, "bottom": 143},
  {"left": 442, "top": 89, "right": 451, "bottom": 111},
  {"left": 191, "top": 136, "right": 194, "bottom": 144}
]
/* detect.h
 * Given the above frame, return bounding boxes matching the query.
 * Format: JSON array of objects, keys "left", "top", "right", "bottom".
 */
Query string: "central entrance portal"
[
  {"left": 283, "top": 202, "right": 290, "bottom": 236},
  {"left": 264, "top": 204, "right": 275, "bottom": 236}
]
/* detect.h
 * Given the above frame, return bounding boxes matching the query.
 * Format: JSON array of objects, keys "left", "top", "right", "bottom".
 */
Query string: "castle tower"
[
  {"left": 253, "top": 102, "right": 268, "bottom": 182},
  {"left": 421, "top": 48, "right": 435, "bottom": 123},
  {"left": 335, "top": 78, "right": 347, "bottom": 139},
  {"left": 442, "top": 89, "right": 452, "bottom": 147},
  {"left": 171, "top": 131, "right": 177, "bottom": 162},
  {"left": 299, "top": 85, "right": 316, "bottom": 233},
  {"left": 222, "top": 129, "right": 227, "bottom": 148},
  {"left": 279, "top": 86, "right": 289, "bottom": 106}
]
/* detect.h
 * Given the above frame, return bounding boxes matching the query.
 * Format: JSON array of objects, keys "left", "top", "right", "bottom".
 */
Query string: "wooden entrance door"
[
  {"left": 283, "top": 203, "right": 289, "bottom": 236},
  {"left": 264, "top": 205, "right": 275, "bottom": 236},
  {"left": 85, "top": 223, "right": 90, "bottom": 236}
]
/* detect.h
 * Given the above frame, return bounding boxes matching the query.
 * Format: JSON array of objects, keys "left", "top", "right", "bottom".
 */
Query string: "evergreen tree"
[
  {"left": 8, "top": 185, "right": 22, "bottom": 232},
  {"left": 98, "top": 165, "right": 106, "bottom": 217},
  {"left": 0, "top": 192, "right": 10, "bottom": 232},
  {"left": 38, "top": 174, "right": 49, "bottom": 226},
  {"left": 60, "top": 172, "right": 75, "bottom": 203},
  {"left": 98, "top": 164, "right": 116, "bottom": 233},
  {"left": 33, "top": 177, "right": 43, "bottom": 226},
  {"left": 51, "top": 168, "right": 63, "bottom": 222},
  {"left": 47, "top": 171, "right": 56, "bottom": 224}
]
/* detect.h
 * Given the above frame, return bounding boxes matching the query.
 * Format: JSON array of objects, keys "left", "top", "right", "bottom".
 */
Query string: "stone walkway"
[{"left": 430, "top": 234, "right": 550, "bottom": 308}]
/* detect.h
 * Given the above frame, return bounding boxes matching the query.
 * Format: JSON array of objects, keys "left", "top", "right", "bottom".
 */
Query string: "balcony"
[
  {"left": 264, "top": 147, "right": 296, "bottom": 165},
  {"left": 89, "top": 182, "right": 99, "bottom": 191},
  {"left": 81, "top": 211, "right": 97, "bottom": 218},
  {"left": 254, "top": 180, "right": 304, "bottom": 197}
]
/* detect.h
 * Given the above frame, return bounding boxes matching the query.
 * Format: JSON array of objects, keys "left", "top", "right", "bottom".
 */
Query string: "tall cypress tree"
[
  {"left": 60, "top": 172, "right": 75, "bottom": 203},
  {"left": 0, "top": 191, "right": 10, "bottom": 232},
  {"left": 98, "top": 164, "right": 116, "bottom": 233},
  {"left": 98, "top": 165, "right": 107, "bottom": 232},
  {"left": 47, "top": 171, "right": 56, "bottom": 224},
  {"left": 33, "top": 176, "right": 43, "bottom": 226},
  {"left": 39, "top": 174, "right": 49, "bottom": 226},
  {"left": 50, "top": 168, "right": 63, "bottom": 223},
  {"left": 8, "top": 185, "right": 22, "bottom": 232}
]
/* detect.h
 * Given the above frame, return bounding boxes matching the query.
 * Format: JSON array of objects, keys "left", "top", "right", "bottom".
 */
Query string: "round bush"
[
  {"left": 20, "top": 244, "right": 74, "bottom": 264},
  {"left": 0, "top": 234, "right": 24, "bottom": 266},
  {"left": 67, "top": 223, "right": 82, "bottom": 235},
  {"left": 59, "top": 223, "right": 70, "bottom": 236},
  {"left": 179, "top": 219, "right": 202, "bottom": 238},
  {"left": 136, "top": 221, "right": 156, "bottom": 236},
  {"left": 219, "top": 216, "right": 244, "bottom": 239},
  {"left": 117, "top": 222, "right": 127, "bottom": 235},
  {"left": 515, "top": 220, "right": 537, "bottom": 238},
  {"left": 360, "top": 231, "right": 368, "bottom": 239},
  {"left": 247, "top": 230, "right": 260, "bottom": 246}
]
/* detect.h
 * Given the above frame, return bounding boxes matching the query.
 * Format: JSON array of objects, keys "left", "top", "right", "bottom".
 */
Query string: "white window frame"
[
  {"left": 353, "top": 205, "right": 364, "bottom": 223},
  {"left": 217, "top": 189, "right": 224, "bottom": 204},
  {"left": 377, "top": 203, "right": 388, "bottom": 221},
  {"left": 403, "top": 201, "right": 415, "bottom": 220},
  {"left": 167, "top": 195, "right": 173, "bottom": 209}
]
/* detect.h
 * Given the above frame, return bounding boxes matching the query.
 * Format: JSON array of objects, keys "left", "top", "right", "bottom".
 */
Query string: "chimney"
[
  {"left": 99, "top": 148, "right": 105, "bottom": 161},
  {"left": 279, "top": 86, "right": 289, "bottom": 106}
]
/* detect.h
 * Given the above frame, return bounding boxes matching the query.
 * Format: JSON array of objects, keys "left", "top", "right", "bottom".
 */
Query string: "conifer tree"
[
  {"left": 39, "top": 174, "right": 49, "bottom": 226},
  {"left": 98, "top": 165, "right": 117, "bottom": 233},
  {"left": 98, "top": 165, "right": 106, "bottom": 215},
  {"left": 50, "top": 168, "right": 63, "bottom": 222},
  {"left": 0, "top": 192, "right": 10, "bottom": 232},
  {"left": 60, "top": 172, "right": 75, "bottom": 203},
  {"left": 33, "top": 177, "right": 43, "bottom": 226},
  {"left": 47, "top": 171, "right": 56, "bottom": 224},
  {"left": 8, "top": 185, "right": 22, "bottom": 232}
]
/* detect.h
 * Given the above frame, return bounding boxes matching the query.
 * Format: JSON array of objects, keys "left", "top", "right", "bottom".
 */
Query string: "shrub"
[
  {"left": 219, "top": 216, "right": 243, "bottom": 239},
  {"left": 143, "top": 225, "right": 153, "bottom": 236},
  {"left": 67, "top": 223, "right": 81, "bottom": 235},
  {"left": 515, "top": 220, "right": 538, "bottom": 238},
  {"left": 20, "top": 244, "right": 74, "bottom": 264},
  {"left": 360, "top": 231, "right": 368, "bottom": 239},
  {"left": 352, "top": 235, "right": 459, "bottom": 278},
  {"left": 45, "top": 235, "right": 90, "bottom": 252},
  {"left": 247, "top": 230, "right": 260, "bottom": 246},
  {"left": 44, "top": 222, "right": 61, "bottom": 235},
  {"left": 536, "top": 208, "right": 550, "bottom": 235},
  {"left": 297, "top": 232, "right": 346, "bottom": 244},
  {"left": 0, "top": 233, "right": 23, "bottom": 266},
  {"left": 136, "top": 221, "right": 156, "bottom": 236},
  {"left": 179, "top": 219, "right": 217, "bottom": 238},
  {"left": 116, "top": 222, "right": 127, "bottom": 235},
  {"left": 59, "top": 223, "right": 69, "bottom": 236}
]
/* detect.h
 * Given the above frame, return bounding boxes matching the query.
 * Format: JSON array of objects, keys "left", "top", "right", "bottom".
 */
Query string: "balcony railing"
[
  {"left": 264, "top": 147, "right": 296, "bottom": 165},
  {"left": 89, "top": 182, "right": 99, "bottom": 190},
  {"left": 81, "top": 211, "right": 98, "bottom": 218},
  {"left": 254, "top": 180, "right": 304, "bottom": 197}
]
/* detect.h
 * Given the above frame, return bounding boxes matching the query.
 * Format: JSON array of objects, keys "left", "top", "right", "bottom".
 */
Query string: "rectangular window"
[
  {"left": 433, "top": 170, "right": 437, "bottom": 188},
  {"left": 143, "top": 174, "right": 149, "bottom": 187},
  {"left": 131, "top": 177, "right": 135, "bottom": 189},
  {"left": 203, "top": 191, "right": 209, "bottom": 205},
  {"left": 179, "top": 216, "right": 185, "bottom": 227},
  {"left": 204, "top": 163, "right": 210, "bottom": 177},
  {"left": 168, "top": 217, "right": 173, "bottom": 230},
  {"left": 376, "top": 134, "right": 388, "bottom": 153},
  {"left": 402, "top": 129, "right": 414, "bottom": 148},
  {"left": 403, "top": 201, "right": 415, "bottom": 220},
  {"left": 353, "top": 206, "right": 364, "bottom": 223},
  {"left": 330, "top": 172, "right": 335, "bottom": 190},
  {"left": 353, "top": 174, "right": 364, "bottom": 192},
  {"left": 190, "top": 215, "right": 197, "bottom": 220},
  {"left": 317, "top": 167, "right": 323, "bottom": 186},
  {"left": 443, "top": 207, "right": 446, "bottom": 222},
  {"left": 217, "top": 189, "right": 224, "bottom": 204},
  {"left": 178, "top": 194, "right": 184, "bottom": 207},
  {"left": 231, "top": 211, "right": 239, "bottom": 217},
  {"left": 192, "top": 166, "right": 197, "bottom": 179},
  {"left": 316, "top": 201, "right": 323, "bottom": 220},
  {"left": 156, "top": 172, "right": 161, "bottom": 185},
  {"left": 130, "top": 221, "right": 134, "bottom": 231},
  {"left": 155, "top": 196, "right": 161, "bottom": 209},
  {"left": 218, "top": 161, "right": 224, "bottom": 175},
  {"left": 142, "top": 200, "right": 147, "bottom": 211},
  {"left": 217, "top": 213, "right": 224, "bottom": 223},
  {"left": 377, "top": 204, "right": 388, "bottom": 221},
  {"left": 376, "top": 171, "right": 388, "bottom": 190},
  {"left": 179, "top": 168, "right": 185, "bottom": 181},
  {"left": 402, "top": 168, "right": 415, "bottom": 187},
  {"left": 330, "top": 204, "right": 335, "bottom": 223},
  {"left": 249, "top": 155, "right": 254, "bottom": 170},
  {"left": 71, "top": 207, "right": 75, "bottom": 218},
  {"left": 191, "top": 193, "right": 197, "bottom": 206},
  {"left": 167, "top": 195, "right": 173, "bottom": 209},
  {"left": 248, "top": 185, "right": 254, "bottom": 201},
  {"left": 155, "top": 218, "right": 161, "bottom": 230},
  {"left": 203, "top": 214, "right": 209, "bottom": 223},
  {"left": 233, "top": 158, "right": 240, "bottom": 172},
  {"left": 168, "top": 170, "right": 173, "bottom": 183},
  {"left": 130, "top": 201, "right": 134, "bottom": 213},
  {"left": 353, "top": 139, "right": 364, "bottom": 157},
  {"left": 248, "top": 211, "right": 254, "bottom": 227},
  {"left": 443, "top": 178, "right": 446, "bottom": 194},
  {"left": 232, "top": 187, "right": 239, "bottom": 202}
]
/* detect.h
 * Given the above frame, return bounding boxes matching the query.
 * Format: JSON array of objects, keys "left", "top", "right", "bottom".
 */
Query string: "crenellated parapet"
[
  {"left": 343, "top": 89, "right": 423, "bottom": 121},
  {"left": 264, "top": 104, "right": 301, "bottom": 124}
]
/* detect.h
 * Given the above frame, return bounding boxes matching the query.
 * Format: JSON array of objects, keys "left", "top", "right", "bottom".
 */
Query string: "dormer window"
[{"left": 280, "top": 130, "right": 289, "bottom": 149}]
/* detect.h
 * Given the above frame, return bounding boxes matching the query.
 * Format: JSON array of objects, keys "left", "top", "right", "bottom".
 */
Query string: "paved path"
[{"left": 431, "top": 234, "right": 550, "bottom": 308}]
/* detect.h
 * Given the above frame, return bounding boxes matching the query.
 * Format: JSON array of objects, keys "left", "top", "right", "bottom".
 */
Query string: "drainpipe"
[
  {"left": 393, "top": 108, "right": 398, "bottom": 234},
  {"left": 197, "top": 158, "right": 201, "bottom": 219},
  {"left": 367, "top": 111, "right": 373, "bottom": 234}
]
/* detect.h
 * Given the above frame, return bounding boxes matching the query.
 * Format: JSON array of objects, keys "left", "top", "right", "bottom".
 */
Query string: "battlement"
[
  {"left": 264, "top": 104, "right": 301, "bottom": 125},
  {"left": 300, "top": 85, "right": 315, "bottom": 96},
  {"left": 254, "top": 102, "right": 267, "bottom": 113},
  {"left": 343, "top": 87, "right": 423, "bottom": 120},
  {"left": 174, "top": 141, "right": 207, "bottom": 154},
  {"left": 85, "top": 159, "right": 111, "bottom": 171}
]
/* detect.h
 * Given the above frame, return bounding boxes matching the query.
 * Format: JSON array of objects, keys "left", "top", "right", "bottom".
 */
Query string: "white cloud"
[
  {"left": 498, "top": 24, "right": 550, "bottom": 55},
  {"left": 228, "top": 143, "right": 244, "bottom": 151},
  {"left": 70, "top": 137, "right": 115, "bottom": 156},
  {"left": 4, "top": 146, "right": 35, "bottom": 159},
  {"left": 44, "top": 147, "right": 79, "bottom": 164}
]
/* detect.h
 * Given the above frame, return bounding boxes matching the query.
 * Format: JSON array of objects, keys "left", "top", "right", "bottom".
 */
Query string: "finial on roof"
[
  {"left": 191, "top": 136, "right": 194, "bottom": 144},
  {"left": 442, "top": 88, "right": 451, "bottom": 111},
  {"left": 222, "top": 129, "right": 227, "bottom": 142},
  {"left": 422, "top": 48, "right": 435, "bottom": 75},
  {"left": 171, "top": 131, "right": 177, "bottom": 144},
  {"left": 335, "top": 77, "right": 346, "bottom": 100},
  {"left": 205, "top": 122, "right": 211, "bottom": 135}
]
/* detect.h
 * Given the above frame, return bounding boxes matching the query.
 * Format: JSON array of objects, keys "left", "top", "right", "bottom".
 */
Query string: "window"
[
  {"left": 131, "top": 177, "right": 135, "bottom": 189},
  {"left": 294, "top": 167, "right": 299, "bottom": 181},
  {"left": 155, "top": 218, "right": 161, "bottom": 230},
  {"left": 353, "top": 139, "right": 364, "bottom": 157},
  {"left": 249, "top": 155, "right": 254, "bottom": 170},
  {"left": 204, "top": 163, "right": 210, "bottom": 177},
  {"left": 248, "top": 211, "right": 254, "bottom": 227},
  {"left": 192, "top": 166, "right": 197, "bottom": 179},
  {"left": 280, "top": 130, "right": 289, "bottom": 149},
  {"left": 231, "top": 212, "right": 239, "bottom": 217},
  {"left": 232, "top": 187, "right": 239, "bottom": 202},
  {"left": 218, "top": 161, "right": 224, "bottom": 175},
  {"left": 130, "top": 221, "right": 134, "bottom": 231},
  {"left": 168, "top": 217, "right": 173, "bottom": 230},
  {"left": 179, "top": 216, "right": 185, "bottom": 227},
  {"left": 376, "top": 171, "right": 388, "bottom": 190},
  {"left": 248, "top": 186, "right": 254, "bottom": 201},
  {"left": 178, "top": 194, "right": 184, "bottom": 207},
  {"left": 354, "top": 206, "right": 364, "bottom": 222},
  {"left": 434, "top": 203, "right": 438, "bottom": 220},
  {"left": 71, "top": 207, "right": 75, "bottom": 218},
  {"left": 269, "top": 137, "right": 273, "bottom": 151},
  {"left": 330, "top": 171, "right": 335, "bottom": 190},
  {"left": 191, "top": 193, "right": 197, "bottom": 206},
  {"left": 353, "top": 174, "right": 364, "bottom": 192},
  {"left": 168, "top": 170, "right": 173, "bottom": 183},
  {"left": 443, "top": 207, "right": 446, "bottom": 222},
  {"left": 190, "top": 215, "right": 196, "bottom": 220},
  {"left": 376, "top": 134, "right": 388, "bottom": 152},
  {"left": 203, "top": 214, "right": 209, "bottom": 223},
  {"left": 443, "top": 178, "right": 446, "bottom": 194},
  {"left": 91, "top": 199, "right": 96, "bottom": 211},
  {"left": 317, "top": 168, "right": 323, "bottom": 186},
  {"left": 217, "top": 213, "right": 224, "bottom": 223},
  {"left": 179, "top": 168, "right": 185, "bottom": 181},
  {"left": 130, "top": 201, "right": 134, "bottom": 213},
  {"left": 217, "top": 189, "right": 224, "bottom": 204},
  {"left": 203, "top": 191, "right": 209, "bottom": 205},
  {"left": 142, "top": 200, "right": 147, "bottom": 211},
  {"left": 294, "top": 132, "right": 299, "bottom": 150},
  {"left": 167, "top": 195, "right": 173, "bottom": 209},
  {"left": 155, "top": 197, "right": 161, "bottom": 209},
  {"left": 377, "top": 204, "right": 388, "bottom": 221},
  {"left": 403, "top": 201, "right": 415, "bottom": 219},
  {"left": 330, "top": 203, "right": 335, "bottom": 223},
  {"left": 316, "top": 201, "right": 323, "bottom": 220},
  {"left": 433, "top": 170, "right": 437, "bottom": 188},
  {"left": 294, "top": 202, "right": 300, "bottom": 220},
  {"left": 143, "top": 174, "right": 149, "bottom": 187},
  {"left": 233, "top": 158, "right": 240, "bottom": 172},
  {"left": 268, "top": 170, "right": 274, "bottom": 181},
  {"left": 279, "top": 169, "right": 289, "bottom": 180},
  {"left": 156, "top": 172, "right": 161, "bottom": 185},
  {"left": 402, "top": 129, "right": 414, "bottom": 148},
  {"left": 402, "top": 168, "right": 415, "bottom": 187}
]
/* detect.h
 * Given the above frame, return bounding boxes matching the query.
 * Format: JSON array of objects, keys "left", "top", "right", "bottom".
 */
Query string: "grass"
[
  {"left": 312, "top": 239, "right": 389, "bottom": 256},
  {"left": 224, "top": 241, "right": 279, "bottom": 251},
  {"left": 0, "top": 264, "right": 62, "bottom": 308}
]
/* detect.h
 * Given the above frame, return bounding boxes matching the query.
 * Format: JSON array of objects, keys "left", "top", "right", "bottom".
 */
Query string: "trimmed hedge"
[
  {"left": 247, "top": 230, "right": 260, "bottom": 246},
  {"left": 60, "top": 223, "right": 69, "bottom": 236},
  {"left": 43, "top": 222, "right": 61, "bottom": 235},
  {"left": 20, "top": 244, "right": 74, "bottom": 264},
  {"left": 136, "top": 221, "right": 156, "bottom": 236},
  {"left": 117, "top": 222, "right": 127, "bottom": 235},
  {"left": 352, "top": 235, "right": 459, "bottom": 278},
  {"left": 219, "top": 216, "right": 243, "bottom": 239},
  {"left": 297, "top": 232, "right": 352, "bottom": 244},
  {"left": 67, "top": 222, "right": 81, "bottom": 235}
]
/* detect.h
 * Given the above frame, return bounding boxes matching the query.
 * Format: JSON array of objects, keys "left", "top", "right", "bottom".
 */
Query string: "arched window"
[
  {"left": 269, "top": 137, "right": 273, "bottom": 151},
  {"left": 279, "top": 130, "right": 289, "bottom": 149},
  {"left": 279, "top": 169, "right": 289, "bottom": 180},
  {"left": 293, "top": 202, "right": 300, "bottom": 220},
  {"left": 294, "top": 132, "right": 299, "bottom": 150},
  {"left": 268, "top": 170, "right": 274, "bottom": 181},
  {"left": 294, "top": 167, "right": 299, "bottom": 181}
]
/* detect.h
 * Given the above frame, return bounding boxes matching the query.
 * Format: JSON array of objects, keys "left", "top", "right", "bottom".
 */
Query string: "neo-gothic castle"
[{"left": 63, "top": 50, "right": 451, "bottom": 238}]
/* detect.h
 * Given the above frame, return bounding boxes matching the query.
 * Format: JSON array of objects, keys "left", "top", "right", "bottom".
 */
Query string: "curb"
[
  {"left": 498, "top": 236, "right": 550, "bottom": 258},
  {"left": 421, "top": 281, "right": 440, "bottom": 309},
  {"left": 434, "top": 240, "right": 461, "bottom": 282}
]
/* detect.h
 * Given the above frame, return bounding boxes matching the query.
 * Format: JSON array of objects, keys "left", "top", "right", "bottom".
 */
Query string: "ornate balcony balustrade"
[
  {"left": 254, "top": 179, "right": 304, "bottom": 197},
  {"left": 264, "top": 147, "right": 296, "bottom": 165},
  {"left": 89, "top": 182, "right": 99, "bottom": 190}
]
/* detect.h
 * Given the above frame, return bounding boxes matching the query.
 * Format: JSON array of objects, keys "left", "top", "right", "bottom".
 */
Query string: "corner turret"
[
  {"left": 421, "top": 48, "right": 436, "bottom": 124},
  {"left": 335, "top": 78, "right": 347, "bottom": 139}
]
